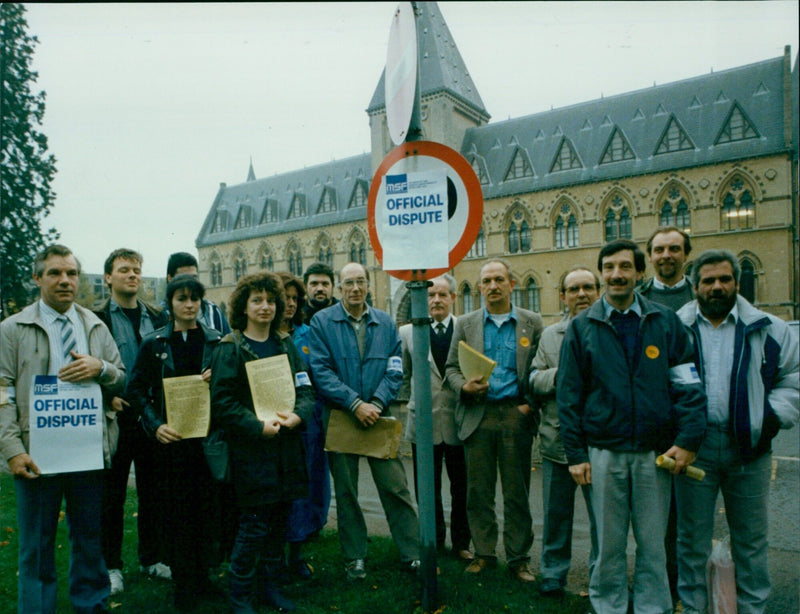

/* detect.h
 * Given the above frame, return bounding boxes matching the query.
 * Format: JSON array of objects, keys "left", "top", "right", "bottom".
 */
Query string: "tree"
[{"left": 1, "top": 3, "right": 58, "bottom": 318}]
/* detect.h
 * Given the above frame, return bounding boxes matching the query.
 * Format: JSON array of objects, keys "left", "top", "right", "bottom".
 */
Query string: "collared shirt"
[
  {"left": 108, "top": 299, "right": 157, "bottom": 374},
  {"left": 431, "top": 314, "right": 453, "bottom": 334},
  {"left": 345, "top": 304, "right": 370, "bottom": 360},
  {"left": 482, "top": 306, "right": 519, "bottom": 401},
  {"left": 696, "top": 302, "right": 738, "bottom": 425},
  {"left": 602, "top": 294, "right": 643, "bottom": 319},
  {"left": 39, "top": 300, "right": 88, "bottom": 375},
  {"left": 652, "top": 276, "right": 688, "bottom": 290}
]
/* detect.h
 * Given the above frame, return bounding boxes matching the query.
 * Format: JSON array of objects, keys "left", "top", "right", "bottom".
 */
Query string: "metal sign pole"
[{"left": 406, "top": 3, "right": 437, "bottom": 611}]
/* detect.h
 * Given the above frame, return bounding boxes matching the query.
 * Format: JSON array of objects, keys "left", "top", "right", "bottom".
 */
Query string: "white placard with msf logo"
[{"left": 377, "top": 168, "right": 449, "bottom": 270}]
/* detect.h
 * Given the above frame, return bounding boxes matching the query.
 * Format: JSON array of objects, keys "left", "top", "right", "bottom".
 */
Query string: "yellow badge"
[
  {"left": 302, "top": 345, "right": 310, "bottom": 355},
  {"left": 645, "top": 345, "right": 660, "bottom": 359},
  {"left": 520, "top": 337, "right": 530, "bottom": 347}
]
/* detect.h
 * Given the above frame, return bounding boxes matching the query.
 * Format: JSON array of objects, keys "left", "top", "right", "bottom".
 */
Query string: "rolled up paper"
[{"left": 656, "top": 454, "right": 705, "bottom": 481}]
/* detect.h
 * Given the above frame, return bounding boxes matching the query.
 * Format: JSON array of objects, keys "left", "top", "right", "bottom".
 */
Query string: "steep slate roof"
[
  {"left": 197, "top": 154, "right": 371, "bottom": 248},
  {"left": 462, "top": 55, "right": 789, "bottom": 200},
  {"left": 366, "top": 1, "right": 488, "bottom": 120}
]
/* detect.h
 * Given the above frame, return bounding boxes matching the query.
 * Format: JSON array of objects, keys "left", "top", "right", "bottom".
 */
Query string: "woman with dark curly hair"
[
  {"left": 276, "top": 273, "right": 330, "bottom": 580},
  {"left": 210, "top": 272, "right": 314, "bottom": 614}
]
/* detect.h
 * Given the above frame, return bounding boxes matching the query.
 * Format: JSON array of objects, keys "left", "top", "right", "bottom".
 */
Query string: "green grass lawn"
[{"left": 0, "top": 473, "right": 588, "bottom": 613}]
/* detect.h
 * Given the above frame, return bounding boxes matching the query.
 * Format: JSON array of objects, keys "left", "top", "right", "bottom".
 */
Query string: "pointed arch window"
[
  {"left": 259, "top": 247, "right": 274, "bottom": 271},
  {"left": 287, "top": 242, "right": 303, "bottom": 277},
  {"left": 317, "top": 236, "right": 333, "bottom": 267},
  {"left": 210, "top": 257, "right": 223, "bottom": 287},
  {"left": 554, "top": 202, "right": 578, "bottom": 249},
  {"left": 508, "top": 222, "right": 519, "bottom": 254},
  {"left": 514, "top": 278, "right": 540, "bottom": 312},
  {"left": 739, "top": 258, "right": 756, "bottom": 303},
  {"left": 233, "top": 252, "right": 247, "bottom": 282},
  {"left": 604, "top": 206, "right": 631, "bottom": 241},
  {"left": 554, "top": 217, "right": 565, "bottom": 249},
  {"left": 467, "top": 228, "right": 486, "bottom": 258},
  {"left": 461, "top": 283, "right": 474, "bottom": 314},
  {"left": 520, "top": 221, "right": 531, "bottom": 252},
  {"left": 658, "top": 185, "right": 691, "bottom": 231},
  {"left": 721, "top": 175, "right": 756, "bottom": 231},
  {"left": 349, "top": 233, "right": 367, "bottom": 266}
]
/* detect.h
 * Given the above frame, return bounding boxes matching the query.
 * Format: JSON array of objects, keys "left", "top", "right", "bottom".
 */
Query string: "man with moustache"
[
  {"left": 675, "top": 250, "right": 799, "bottom": 614},
  {"left": 0, "top": 244, "right": 125, "bottom": 614},
  {"left": 639, "top": 226, "right": 694, "bottom": 311},
  {"left": 529, "top": 266, "right": 600, "bottom": 596},
  {"left": 445, "top": 258, "right": 542, "bottom": 582},
  {"left": 557, "top": 239, "right": 706, "bottom": 614},
  {"left": 400, "top": 274, "right": 472, "bottom": 561},
  {"left": 308, "top": 262, "right": 419, "bottom": 581},
  {"left": 302, "top": 262, "right": 338, "bottom": 322}
]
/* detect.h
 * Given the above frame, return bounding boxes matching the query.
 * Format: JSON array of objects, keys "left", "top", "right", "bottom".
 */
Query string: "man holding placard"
[
  {"left": 308, "top": 262, "right": 419, "bottom": 582},
  {"left": 444, "top": 258, "right": 542, "bottom": 582},
  {"left": 0, "top": 244, "right": 125, "bottom": 614}
]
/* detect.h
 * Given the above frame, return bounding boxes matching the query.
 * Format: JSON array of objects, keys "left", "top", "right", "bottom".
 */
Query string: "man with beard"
[
  {"left": 302, "top": 262, "right": 338, "bottom": 322},
  {"left": 639, "top": 226, "right": 694, "bottom": 311},
  {"left": 558, "top": 239, "right": 706, "bottom": 614},
  {"left": 676, "top": 249, "right": 799, "bottom": 614}
]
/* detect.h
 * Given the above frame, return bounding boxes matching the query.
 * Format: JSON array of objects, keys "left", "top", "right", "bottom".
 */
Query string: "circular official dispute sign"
[{"left": 368, "top": 140, "right": 484, "bottom": 281}]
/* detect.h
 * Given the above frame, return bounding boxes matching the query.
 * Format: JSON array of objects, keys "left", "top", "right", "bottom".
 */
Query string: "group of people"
[{"left": 0, "top": 226, "right": 796, "bottom": 614}]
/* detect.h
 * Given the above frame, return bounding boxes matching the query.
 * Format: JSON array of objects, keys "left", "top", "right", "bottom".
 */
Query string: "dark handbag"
[{"left": 203, "top": 429, "right": 230, "bottom": 482}]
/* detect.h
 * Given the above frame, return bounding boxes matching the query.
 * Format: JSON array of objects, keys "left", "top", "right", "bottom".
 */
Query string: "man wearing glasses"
[{"left": 308, "top": 262, "right": 419, "bottom": 582}]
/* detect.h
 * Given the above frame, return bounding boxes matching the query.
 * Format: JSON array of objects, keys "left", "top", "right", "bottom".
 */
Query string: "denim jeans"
[
  {"left": 675, "top": 424, "right": 772, "bottom": 614},
  {"left": 15, "top": 470, "right": 109, "bottom": 614}
]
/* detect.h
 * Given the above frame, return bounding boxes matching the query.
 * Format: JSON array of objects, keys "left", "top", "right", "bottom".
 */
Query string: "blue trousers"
[
  {"left": 15, "top": 471, "right": 109, "bottom": 614},
  {"left": 675, "top": 424, "right": 772, "bottom": 614}
]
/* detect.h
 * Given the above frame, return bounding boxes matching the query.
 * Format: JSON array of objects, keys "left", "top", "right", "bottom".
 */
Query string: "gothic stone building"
[{"left": 196, "top": 3, "right": 799, "bottom": 325}]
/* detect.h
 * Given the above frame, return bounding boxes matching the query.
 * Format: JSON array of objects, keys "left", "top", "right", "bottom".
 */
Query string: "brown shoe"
[
  {"left": 464, "top": 558, "right": 490, "bottom": 574},
  {"left": 457, "top": 549, "right": 475, "bottom": 561},
  {"left": 510, "top": 562, "right": 536, "bottom": 582}
]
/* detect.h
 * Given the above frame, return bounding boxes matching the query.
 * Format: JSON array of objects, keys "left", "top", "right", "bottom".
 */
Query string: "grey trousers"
[
  {"left": 588, "top": 447, "right": 672, "bottom": 614},
  {"left": 328, "top": 451, "right": 419, "bottom": 562}
]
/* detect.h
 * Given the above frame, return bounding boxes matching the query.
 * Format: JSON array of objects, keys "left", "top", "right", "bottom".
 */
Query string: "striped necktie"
[{"left": 59, "top": 315, "right": 77, "bottom": 362}]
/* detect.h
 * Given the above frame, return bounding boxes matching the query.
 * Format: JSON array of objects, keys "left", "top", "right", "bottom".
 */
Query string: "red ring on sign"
[{"left": 367, "top": 140, "right": 484, "bottom": 281}]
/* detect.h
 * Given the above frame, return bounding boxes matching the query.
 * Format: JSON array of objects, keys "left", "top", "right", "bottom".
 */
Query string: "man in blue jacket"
[
  {"left": 676, "top": 249, "right": 799, "bottom": 614},
  {"left": 308, "top": 262, "right": 419, "bottom": 582},
  {"left": 557, "top": 239, "right": 706, "bottom": 614}
]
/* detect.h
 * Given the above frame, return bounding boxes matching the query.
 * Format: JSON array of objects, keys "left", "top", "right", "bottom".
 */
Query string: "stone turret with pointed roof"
[{"left": 367, "top": 2, "right": 490, "bottom": 171}]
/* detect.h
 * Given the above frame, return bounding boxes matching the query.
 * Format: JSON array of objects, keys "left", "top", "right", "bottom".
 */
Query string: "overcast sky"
[{"left": 22, "top": 1, "right": 799, "bottom": 275}]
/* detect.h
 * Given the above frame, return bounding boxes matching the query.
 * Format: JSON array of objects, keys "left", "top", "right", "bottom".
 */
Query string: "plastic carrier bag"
[{"left": 706, "top": 535, "right": 737, "bottom": 614}]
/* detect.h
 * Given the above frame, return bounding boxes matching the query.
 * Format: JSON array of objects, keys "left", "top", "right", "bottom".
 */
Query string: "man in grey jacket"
[
  {"left": 0, "top": 244, "right": 125, "bottom": 614},
  {"left": 529, "top": 266, "right": 600, "bottom": 596}
]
